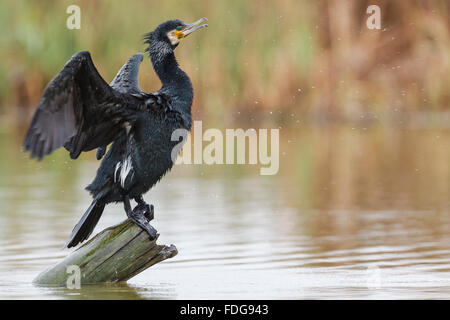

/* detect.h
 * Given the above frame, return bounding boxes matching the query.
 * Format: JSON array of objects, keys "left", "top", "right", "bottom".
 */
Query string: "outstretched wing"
[
  {"left": 23, "top": 51, "right": 145, "bottom": 160},
  {"left": 95, "top": 53, "right": 146, "bottom": 160},
  {"left": 110, "top": 53, "right": 144, "bottom": 95}
]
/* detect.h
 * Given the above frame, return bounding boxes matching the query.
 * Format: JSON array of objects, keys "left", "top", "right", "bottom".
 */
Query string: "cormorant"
[{"left": 23, "top": 18, "right": 208, "bottom": 248}]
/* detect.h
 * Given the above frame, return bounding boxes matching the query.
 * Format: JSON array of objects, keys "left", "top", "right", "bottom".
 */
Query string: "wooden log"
[{"left": 33, "top": 219, "right": 177, "bottom": 286}]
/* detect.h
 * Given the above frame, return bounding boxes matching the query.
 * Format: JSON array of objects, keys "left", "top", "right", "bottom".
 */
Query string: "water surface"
[{"left": 0, "top": 124, "right": 449, "bottom": 299}]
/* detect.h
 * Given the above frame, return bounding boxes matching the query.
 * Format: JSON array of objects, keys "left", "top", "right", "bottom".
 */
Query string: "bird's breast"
[{"left": 128, "top": 113, "right": 187, "bottom": 185}]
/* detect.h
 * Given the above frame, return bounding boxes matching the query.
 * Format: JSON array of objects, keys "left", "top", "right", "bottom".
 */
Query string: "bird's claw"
[
  {"left": 146, "top": 204, "right": 154, "bottom": 221},
  {"left": 128, "top": 204, "right": 157, "bottom": 241},
  {"left": 136, "top": 203, "right": 154, "bottom": 221}
]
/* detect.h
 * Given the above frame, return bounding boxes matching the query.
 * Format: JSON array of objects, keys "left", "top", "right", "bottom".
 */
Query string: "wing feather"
[{"left": 23, "top": 51, "right": 144, "bottom": 160}]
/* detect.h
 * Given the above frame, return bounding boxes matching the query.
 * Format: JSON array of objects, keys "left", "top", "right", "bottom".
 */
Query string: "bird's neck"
[{"left": 150, "top": 50, "right": 193, "bottom": 114}]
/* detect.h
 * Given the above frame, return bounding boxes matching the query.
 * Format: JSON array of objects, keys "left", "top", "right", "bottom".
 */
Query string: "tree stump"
[{"left": 33, "top": 220, "right": 177, "bottom": 286}]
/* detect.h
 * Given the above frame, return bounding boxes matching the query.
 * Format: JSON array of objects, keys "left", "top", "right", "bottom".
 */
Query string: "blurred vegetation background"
[
  {"left": 0, "top": 3, "right": 449, "bottom": 295},
  {"left": 0, "top": 0, "right": 448, "bottom": 125}
]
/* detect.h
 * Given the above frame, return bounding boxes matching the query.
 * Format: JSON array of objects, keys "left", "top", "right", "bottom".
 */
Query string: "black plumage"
[{"left": 23, "top": 18, "right": 208, "bottom": 248}]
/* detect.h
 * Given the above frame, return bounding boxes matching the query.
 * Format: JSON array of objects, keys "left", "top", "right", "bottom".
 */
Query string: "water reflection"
[
  {"left": 35, "top": 282, "right": 178, "bottom": 300},
  {"left": 0, "top": 123, "right": 448, "bottom": 299}
]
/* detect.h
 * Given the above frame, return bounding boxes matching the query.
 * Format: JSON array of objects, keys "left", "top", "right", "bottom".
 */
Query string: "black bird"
[{"left": 23, "top": 18, "right": 208, "bottom": 248}]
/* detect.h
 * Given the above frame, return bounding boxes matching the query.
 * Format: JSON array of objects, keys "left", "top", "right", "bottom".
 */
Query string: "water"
[{"left": 0, "top": 123, "right": 449, "bottom": 299}]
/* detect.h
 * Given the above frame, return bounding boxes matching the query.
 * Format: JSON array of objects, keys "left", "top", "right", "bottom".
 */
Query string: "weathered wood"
[{"left": 33, "top": 220, "right": 177, "bottom": 286}]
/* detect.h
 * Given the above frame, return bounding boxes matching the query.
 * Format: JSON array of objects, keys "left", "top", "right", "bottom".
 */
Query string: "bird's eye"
[{"left": 176, "top": 26, "right": 183, "bottom": 31}]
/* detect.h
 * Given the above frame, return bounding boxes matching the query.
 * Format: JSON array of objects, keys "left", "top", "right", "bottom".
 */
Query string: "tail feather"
[{"left": 63, "top": 200, "right": 105, "bottom": 249}]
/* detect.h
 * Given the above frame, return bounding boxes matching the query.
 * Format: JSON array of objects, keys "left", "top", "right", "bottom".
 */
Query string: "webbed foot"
[
  {"left": 134, "top": 196, "right": 154, "bottom": 221},
  {"left": 128, "top": 204, "right": 157, "bottom": 240},
  {"left": 124, "top": 196, "right": 157, "bottom": 241}
]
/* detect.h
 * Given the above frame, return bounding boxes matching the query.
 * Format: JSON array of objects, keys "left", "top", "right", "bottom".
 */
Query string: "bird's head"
[{"left": 144, "top": 18, "right": 208, "bottom": 51}]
